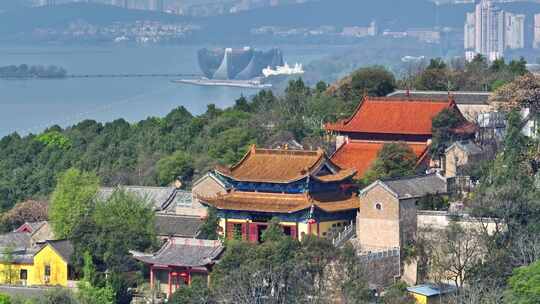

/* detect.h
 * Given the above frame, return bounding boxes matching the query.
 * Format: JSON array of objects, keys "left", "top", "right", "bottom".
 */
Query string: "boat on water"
[
  {"left": 173, "top": 78, "right": 272, "bottom": 89},
  {"left": 262, "top": 62, "right": 304, "bottom": 77}
]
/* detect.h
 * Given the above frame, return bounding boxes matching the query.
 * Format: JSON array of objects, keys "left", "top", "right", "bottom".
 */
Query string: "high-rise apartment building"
[
  {"left": 535, "top": 14, "right": 540, "bottom": 49},
  {"left": 475, "top": 0, "right": 504, "bottom": 60},
  {"left": 149, "top": 0, "right": 164, "bottom": 12},
  {"left": 464, "top": 12, "right": 476, "bottom": 50},
  {"left": 505, "top": 13, "right": 525, "bottom": 49},
  {"left": 464, "top": 0, "right": 524, "bottom": 61}
]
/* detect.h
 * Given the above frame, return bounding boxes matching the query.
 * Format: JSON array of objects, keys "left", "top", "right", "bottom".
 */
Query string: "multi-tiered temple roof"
[
  {"left": 201, "top": 145, "right": 358, "bottom": 214},
  {"left": 325, "top": 96, "right": 474, "bottom": 177},
  {"left": 216, "top": 145, "right": 356, "bottom": 183}
]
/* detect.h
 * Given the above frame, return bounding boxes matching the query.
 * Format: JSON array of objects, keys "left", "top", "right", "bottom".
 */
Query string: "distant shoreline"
[
  {"left": 173, "top": 78, "right": 272, "bottom": 89},
  {"left": 0, "top": 64, "right": 67, "bottom": 79}
]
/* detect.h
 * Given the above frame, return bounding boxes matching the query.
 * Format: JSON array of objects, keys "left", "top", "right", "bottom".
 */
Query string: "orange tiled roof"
[
  {"left": 201, "top": 191, "right": 358, "bottom": 213},
  {"left": 325, "top": 96, "right": 455, "bottom": 135},
  {"left": 330, "top": 140, "right": 429, "bottom": 178},
  {"left": 216, "top": 145, "right": 356, "bottom": 183},
  {"left": 313, "top": 168, "right": 357, "bottom": 182}
]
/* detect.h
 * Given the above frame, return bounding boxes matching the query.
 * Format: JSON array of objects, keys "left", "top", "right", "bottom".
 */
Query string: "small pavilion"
[{"left": 131, "top": 237, "right": 223, "bottom": 297}]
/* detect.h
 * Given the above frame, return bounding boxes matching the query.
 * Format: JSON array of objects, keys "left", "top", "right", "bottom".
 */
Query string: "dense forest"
[{"left": 0, "top": 56, "right": 528, "bottom": 212}]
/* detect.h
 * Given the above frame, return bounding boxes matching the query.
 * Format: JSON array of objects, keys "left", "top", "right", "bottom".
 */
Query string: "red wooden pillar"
[
  {"left": 226, "top": 221, "right": 235, "bottom": 240},
  {"left": 290, "top": 225, "right": 297, "bottom": 240},
  {"left": 188, "top": 268, "right": 192, "bottom": 286},
  {"left": 168, "top": 270, "right": 172, "bottom": 297},
  {"left": 308, "top": 219, "right": 316, "bottom": 235},
  {"left": 249, "top": 223, "right": 258, "bottom": 243},
  {"left": 241, "top": 223, "right": 248, "bottom": 241},
  {"left": 150, "top": 265, "right": 154, "bottom": 290},
  {"left": 224, "top": 218, "right": 228, "bottom": 239}
]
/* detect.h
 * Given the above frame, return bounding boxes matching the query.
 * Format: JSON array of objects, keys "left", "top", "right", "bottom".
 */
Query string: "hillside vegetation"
[
  {"left": 0, "top": 80, "right": 354, "bottom": 211},
  {"left": 0, "top": 56, "right": 528, "bottom": 212}
]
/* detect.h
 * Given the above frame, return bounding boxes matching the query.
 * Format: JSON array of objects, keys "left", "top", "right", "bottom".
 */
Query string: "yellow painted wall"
[
  {"left": 220, "top": 219, "right": 248, "bottom": 238},
  {"left": 32, "top": 245, "right": 69, "bottom": 286},
  {"left": 0, "top": 263, "right": 33, "bottom": 285},
  {"left": 318, "top": 220, "right": 351, "bottom": 237},
  {"left": 218, "top": 218, "right": 226, "bottom": 237},
  {"left": 297, "top": 223, "right": 309, "bottom": 240},
  {"left": 219, "top": 218, "right": 351, "bottom": 241},
  {"left": 410, "top": 293, "right": 428, "bottom": 304},
  {"left": 0, "top": 245, "right": 68, "bottom": 287}
]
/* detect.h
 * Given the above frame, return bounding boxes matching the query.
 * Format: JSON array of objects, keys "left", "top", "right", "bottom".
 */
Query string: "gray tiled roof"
[
  {"left": 155, "top": 214, "right": 203, "bottom": 238},
  {"left": 165, "top": 190, "right": 193, "bottom": 211},
  {"left": 44, "top": 240, "right": 73, "bottom": 263},
  {"left": 192, "top": 172, "right": 232, "bottom": 189},
  {"left": 446, "top": 140, "right": 483, "bottom": 155},
  {"left": 0, "top": 233, "right": 41, "bottom": 264},
  {"left": 12, "top": 251, "right": 37, "bottom": 264},
  {"left": 0, "top": 232, "right": 32, "bottom": 250},
  {"left": 0, "top": 249, "right": 37, "bottom": 264},
  {"left": 98, "top": 186, "right": 192, "bottom": 211},
  {"left": 387, "top": 90, "right": 490, "bottom": 105},
  {"left": 382, "top": 174, "right": 447, "bottom": 199},
  {"left": 132, "top": 238, "right": 223, "bottom": 267},
  {"left": 25, "top": 221, "right": 47, "bottom": 233}
]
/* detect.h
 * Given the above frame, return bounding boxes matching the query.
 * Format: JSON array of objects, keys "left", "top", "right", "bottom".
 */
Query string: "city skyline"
[{"left": 464, "top": 0, "right": 525, "bottom": 61}]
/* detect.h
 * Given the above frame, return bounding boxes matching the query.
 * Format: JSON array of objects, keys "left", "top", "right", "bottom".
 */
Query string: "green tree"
[
  {"left": 0, "top": 294, "right": 10, "bottom": 304},
  {"left": 430, "top": 108, "right": 468, "bottom": 158},
  {"left": 505, "top": 260, "right": 540, "bottom": 304},
  {"left": 169, "top": 277, "right": 210, "bottom": 304},
  {"left": 382, "top": 282, "right": 415, "bottom": 304},
  {"left": 212, "top": 235, "right": 372, "bottom": 303},
  {"left": 77, "top": 247, "right": 115, "bottom": 304},
  {"left": 338, "top": 244, "right": 373, "bottom": 303},
  {"left": 315, "top": 81, "right": 328, "bottom": 94},
  {"left": 363, "top": 142, "right": 417, "bottom": 183},
  {"left": 508, "top": 57, "right": 528, "bottom": 76},
  {"left": 417, "top": 193, "right": 448, "bottom": 211},
  {"left": 414, "top": 58, "right": 451, "bottom": 91},
  {"left": 49, "top": 168, "right": 99, "bottom": 239},
  {"left": 233, "top": 95, "right": 251, "bottom": 112},
  {"left": 0, "top": 246, "right": 18, "bottom": 284},
  {"left": 156, "top": 151, "right": 194, "bottom": 186},
  {"left": 350, "top": 66, "right": 396, "bottom": 98},
  {"left": 36, "top": 131, "right": 71, "bottom": 150},
  {"left": 471, "top": 109, "right": 540, "bottom": 292},
  {"left": 77, "top": 282, "right": 115, "bottom": 304},
  {"left": 107, "top": 273, "right": 133, "bottom": 304},
  {"left": 71, "top": 189, "right": 157, "bottom": 274},
  {"left": 261, "top": 218, "right": 285, "bottom": 242},
  {"left": 197, "top": 207, "right": 219, "bottom": 240},
  {"left": 40, "top": 288, "right": 79, "bottom": 304},
  {"left": 82, "top": 251, "right": 96, "bottom": 285}
]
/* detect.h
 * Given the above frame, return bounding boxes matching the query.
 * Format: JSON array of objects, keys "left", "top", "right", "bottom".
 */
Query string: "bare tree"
[{"left": 419, "top": 222, "right": 487, "bottom": 290}]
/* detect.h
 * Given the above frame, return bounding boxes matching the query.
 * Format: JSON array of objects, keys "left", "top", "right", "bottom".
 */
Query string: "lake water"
[{"left": 0, "top": 45, "right": 339, "bottom": 136}]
